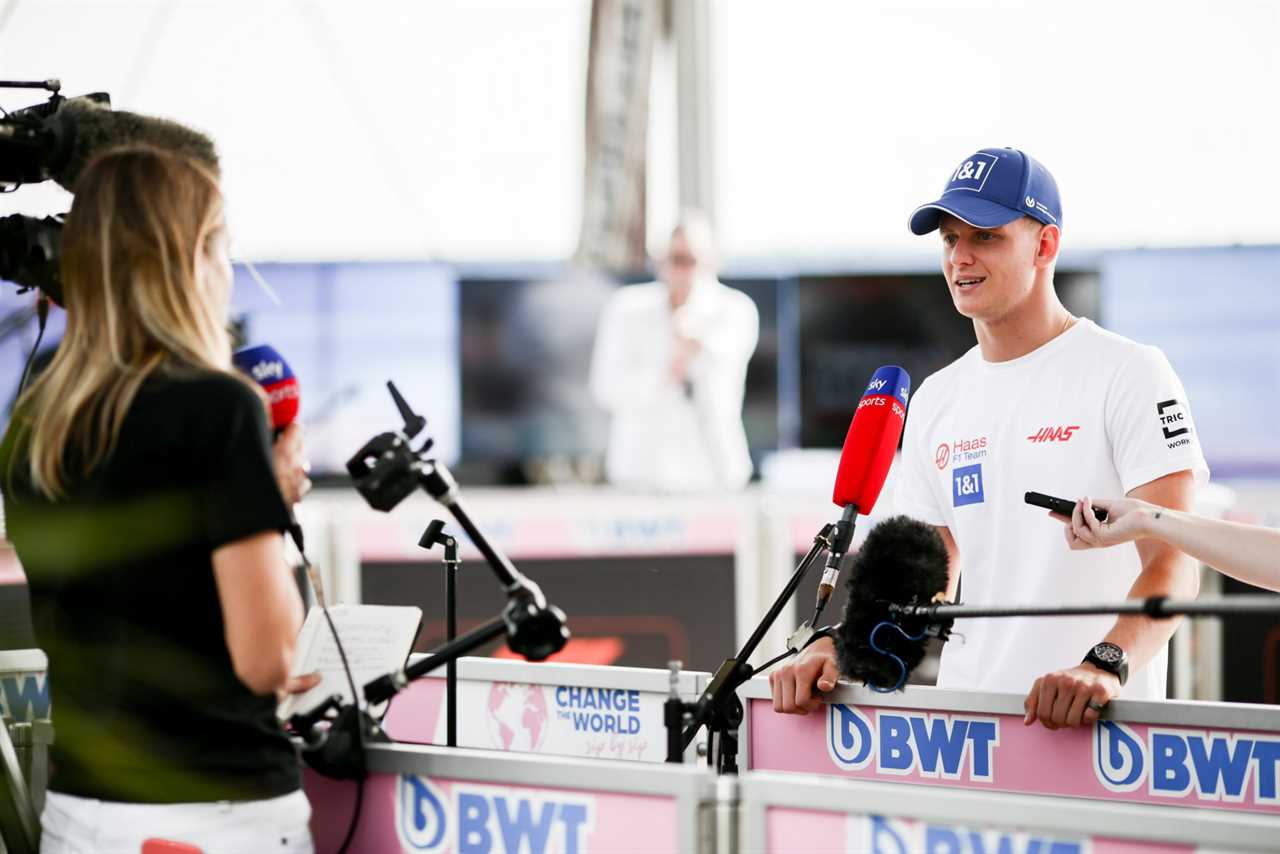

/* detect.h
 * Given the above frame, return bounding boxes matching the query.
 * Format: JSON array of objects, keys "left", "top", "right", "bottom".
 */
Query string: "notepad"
[{"left": 277, "top": 604, "right": 422, "bottom": 720}]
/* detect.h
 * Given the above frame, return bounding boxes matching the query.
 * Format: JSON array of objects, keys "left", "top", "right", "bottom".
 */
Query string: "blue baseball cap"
[{"left": 909, "top": 148, "right": 1062, "bottom": 235}]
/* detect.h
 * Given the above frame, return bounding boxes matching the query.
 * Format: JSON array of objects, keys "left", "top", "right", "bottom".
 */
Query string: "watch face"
[{"left": 1093, "top": 643, "right": 1123, "bottom": 663}]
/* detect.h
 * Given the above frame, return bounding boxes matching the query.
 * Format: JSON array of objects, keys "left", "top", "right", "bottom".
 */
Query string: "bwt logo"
[
  {"left": 249, "top": 359, "right": 284, "bottom": 382},
  {"left": 397, "top": 775, "right": 595, "bottom": 854},
  {"left": 1094, "top": 721, "right": 1280, "bottom": 804},
  {"left": 0, "top": 674, "right": 49, "bottom": 721},
  {"left": 828, "top": 705, "right": 999, "bottom": 782},
  {"left": 852, "top": 815, "right": 1084, "bottom": 854}
]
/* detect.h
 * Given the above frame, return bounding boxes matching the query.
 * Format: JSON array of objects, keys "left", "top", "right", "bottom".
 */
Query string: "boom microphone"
[
  {"left": 49, "top": 97, "right": 219, "bottom": 190},
  {"left": 232, "top": 344, "right": 300, "bottom": 433},
  {"left": 1, "top": 94, "right": 219, "bottom": 190},
  {"left": 834, "top": 515, "right": 951, "bottom": 691},
  {"left": 830, "top": 517, "right": 1280, "bottom": 692},
  {"left": 814, "top": 366, "right": 911, "bottom": 621}
]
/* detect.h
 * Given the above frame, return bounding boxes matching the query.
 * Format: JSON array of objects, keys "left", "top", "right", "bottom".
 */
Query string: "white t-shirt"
[
  {"left": 894, "top": 319, "right": 1209, "bottom": 699},
  {"left": 588, "top": 278, "right": 759, "bottom": 491}
]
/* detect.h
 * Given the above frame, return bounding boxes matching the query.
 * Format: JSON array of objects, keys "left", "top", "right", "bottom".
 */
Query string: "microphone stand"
[
  {"left": 363, "top": 614, "right": 509, "bottom": 705},
  {"left": 669, "top": 523, "right": 836, "bottom": 774},
  {"left": 418, "top": 521, "right": 460, "bottom": 747},
  {"left": 296, "top": 384, "right": 569, "bottom": 780},
  {"left": 354, "top": 459, "right": 569, "bottom": 706}
]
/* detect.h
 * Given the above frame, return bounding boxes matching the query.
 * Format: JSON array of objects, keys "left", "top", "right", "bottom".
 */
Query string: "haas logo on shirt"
[{"left": 1026, "top": 425, "right": 1080, "bottom": 443}]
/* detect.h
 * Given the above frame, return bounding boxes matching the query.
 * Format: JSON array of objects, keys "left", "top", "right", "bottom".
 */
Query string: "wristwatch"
[{"left": 1083, "top": 642, "right": 1129, "bottom": 686}]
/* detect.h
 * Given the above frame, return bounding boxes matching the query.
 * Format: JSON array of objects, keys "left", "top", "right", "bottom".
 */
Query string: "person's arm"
[
  {"left": 937, "top": 524, "right": 961, "bottom": 602},
  {"left": 200, "top": 378, "right": 313, "bottom": 696},
  {"left": 769, "top": 523, "right": 959, "bottom": 714},
  {"left": 1059, "top": 494, "right": 1280, "bottom": 594},
  {"left": 213, "top": 531, "right": 305, "bottom": 695},
  {"left": 1024, "top": 470, "right": 1198, "bottom": 730}
]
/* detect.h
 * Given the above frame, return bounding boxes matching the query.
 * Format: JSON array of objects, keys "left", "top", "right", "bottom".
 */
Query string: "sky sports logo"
[
  {"left": 397, "top": 775, "right": 594, "bottom": 853},
  {"left": 249, "top": 358, "right": 284, "bottom": 382},
  {"left": 864, "top": 368, "right": 911, "bottom": 408}
]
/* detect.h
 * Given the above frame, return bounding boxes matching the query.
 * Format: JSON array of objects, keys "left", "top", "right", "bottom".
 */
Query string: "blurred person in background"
[
  {"left": 588, "top": 212, "right": 758, "bottom": 491},
  {"left": 1054, "top": 495, "right": 1280, "bottom": 593},
  {"left": 0, "top": 146, "right": 316, "bottom": 853}
]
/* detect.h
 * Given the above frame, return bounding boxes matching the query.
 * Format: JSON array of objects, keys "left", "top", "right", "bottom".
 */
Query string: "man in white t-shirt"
[
  {"left": 770, "top": 148, "right": 1207, "bottom": 729},
  {"left": 589, "top": 213, "right": 759, "bottom": 491}
]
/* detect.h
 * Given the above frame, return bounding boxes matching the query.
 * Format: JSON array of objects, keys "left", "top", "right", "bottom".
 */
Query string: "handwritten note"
[{"left": 278, "top": 604, "right": 422, "bottom": 719}]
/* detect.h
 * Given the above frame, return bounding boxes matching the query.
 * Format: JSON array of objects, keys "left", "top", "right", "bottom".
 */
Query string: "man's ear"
[{"left": 1034, "top": 223, "right": 1061, "bottom": 269}]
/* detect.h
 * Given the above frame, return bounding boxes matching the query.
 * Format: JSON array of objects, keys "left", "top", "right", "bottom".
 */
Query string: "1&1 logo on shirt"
[{"left": 952, "top": 464, "right": 985, "bottom": 507}]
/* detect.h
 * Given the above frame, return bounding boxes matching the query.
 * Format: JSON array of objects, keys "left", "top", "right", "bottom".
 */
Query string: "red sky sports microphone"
[
  {"left": 232, "top": 345, "right": 304, "bottom": 553},
  {"left": 232, "top": 344, "right": 299, "bottom": 434},
  {"left": 814, "top": 365, "right": 911, "bottom": 623}
]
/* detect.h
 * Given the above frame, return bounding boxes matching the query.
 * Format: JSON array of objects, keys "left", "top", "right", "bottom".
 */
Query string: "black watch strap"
[{"left": 1083, "top": 642, "right": 1129, "bottom": 686}]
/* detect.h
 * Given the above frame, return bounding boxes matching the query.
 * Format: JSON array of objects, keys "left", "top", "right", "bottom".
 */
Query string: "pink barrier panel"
[
  {"left": 749, "top": 698, "right": 1280, "bottom": 816},
  {"left": 382, "top": 677, "right": 445, "bottom": 744},
  {"left": 764, "top": 807, "right": 1194, "bottom": 854},
  {"left": 305, "top": 768, "right": 678, "bottom": 853}
]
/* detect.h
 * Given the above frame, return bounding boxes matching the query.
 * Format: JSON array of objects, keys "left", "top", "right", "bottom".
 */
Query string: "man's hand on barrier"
[
  {"left": 769, "top": 636, "right": 840, "bottom": 715},
  {"left": 1023, "top": 663, "right": 1119, "bottom": 730}
]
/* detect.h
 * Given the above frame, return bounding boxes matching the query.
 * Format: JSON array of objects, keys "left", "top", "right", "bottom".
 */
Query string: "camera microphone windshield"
[{"left": 835, "top": 515, "right": 951, "bottom": 691}]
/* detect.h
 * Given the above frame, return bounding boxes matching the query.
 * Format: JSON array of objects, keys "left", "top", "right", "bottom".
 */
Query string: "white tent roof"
[
  {"left": 0, "top": 0, "right": 591, "bottom": 261},
  {"left": 3, "top": 0, "right": 1277, "bottom": 261}
]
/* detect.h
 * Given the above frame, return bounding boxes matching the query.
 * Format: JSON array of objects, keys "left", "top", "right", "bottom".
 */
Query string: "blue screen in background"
[
  {"left": 0, "top": 288, "right": 66, "bottom": 418},
  {"left": 1101, "top": 245, "right": 1280, "bottom": 478},
  {"left": 0, "top": 264, "right": 460, "bottom": 476},
  {"left": 232, "top": 262, "right": 460, "bottom": 474}
]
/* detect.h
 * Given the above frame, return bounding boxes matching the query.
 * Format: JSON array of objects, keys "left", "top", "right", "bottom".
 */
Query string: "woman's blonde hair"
[{"left": 15, "top": 145, "right": 231, "bottom": 498}]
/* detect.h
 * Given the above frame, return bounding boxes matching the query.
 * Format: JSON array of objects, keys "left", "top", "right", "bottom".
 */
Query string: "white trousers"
[{"left": 40, "top": 789, "right": 313, "bottom": 854}]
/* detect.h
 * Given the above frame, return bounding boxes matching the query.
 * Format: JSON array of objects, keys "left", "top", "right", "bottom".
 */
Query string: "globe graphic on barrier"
[{"left": 486, "top": 682, "right": 549, "bottom": 752}]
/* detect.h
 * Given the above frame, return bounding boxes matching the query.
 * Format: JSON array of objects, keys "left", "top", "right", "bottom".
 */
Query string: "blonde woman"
[{"left": 0, "top": 146, "right": 315, "bottom": 853}]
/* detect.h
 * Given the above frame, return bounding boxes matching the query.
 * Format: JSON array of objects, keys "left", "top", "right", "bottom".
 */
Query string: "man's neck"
[{"left": 973, "top": 279, "right": 1075, "bottom": 363}]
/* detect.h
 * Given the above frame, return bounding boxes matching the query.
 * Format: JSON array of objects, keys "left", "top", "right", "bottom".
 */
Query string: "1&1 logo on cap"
[{"left": 947, "top": 153, "right": 999, "bottom": 194}]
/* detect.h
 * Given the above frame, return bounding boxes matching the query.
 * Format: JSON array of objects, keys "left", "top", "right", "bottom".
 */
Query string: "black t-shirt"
[{"left": 0, "top": 366, "right": 300, "bottom": 803}]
